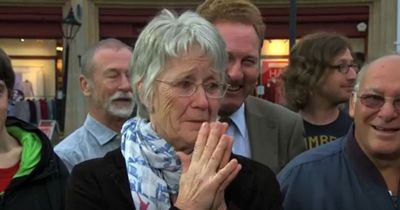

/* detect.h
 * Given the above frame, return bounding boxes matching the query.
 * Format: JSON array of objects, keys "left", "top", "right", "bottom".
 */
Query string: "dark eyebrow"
[{"left": 245, "top": 55, "right": 259, "bottom": 60}]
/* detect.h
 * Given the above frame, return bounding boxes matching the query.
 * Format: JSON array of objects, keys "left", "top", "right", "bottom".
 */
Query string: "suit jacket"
[
  {"left": 244, "top": 96, "right": 305, "bottom": 173},
  {"left": 65, "top": 149, "right": 282, "bottom": 210}
]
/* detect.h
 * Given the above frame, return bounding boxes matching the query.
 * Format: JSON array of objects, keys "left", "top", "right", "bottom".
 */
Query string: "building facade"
[{"left": 0, "top": 0, "right": 396, "bottom": 135}]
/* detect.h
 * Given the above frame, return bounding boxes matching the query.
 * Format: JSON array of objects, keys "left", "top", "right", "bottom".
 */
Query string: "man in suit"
[{"left": 197, "top": 0, "right": 306, "bottom": 173}]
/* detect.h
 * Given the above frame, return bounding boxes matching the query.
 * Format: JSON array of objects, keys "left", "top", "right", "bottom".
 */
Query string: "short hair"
[
  {"left": 80, "top": 38, "right": 132, "bottom": 77},
  {"left": 131, "top": 9, "right": 228, "bottom": 120},
  {"left": 282, "top": 32, "right": 353, "bottom": 111},
  {"left": 196, "top": 0, "right": 265, "bottom": 47},
  {"left": 0, "top": 48, "right": 15, "bottom": 97}
]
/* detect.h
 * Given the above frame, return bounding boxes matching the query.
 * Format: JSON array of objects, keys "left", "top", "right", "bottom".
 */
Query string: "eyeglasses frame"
[{"left": 155, "top": 79, "right": 230, "bottom": 99}]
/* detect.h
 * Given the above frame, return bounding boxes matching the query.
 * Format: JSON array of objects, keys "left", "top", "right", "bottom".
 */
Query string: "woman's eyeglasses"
[
  {"left": 357, "top": 93, "right": 400, "bottom": 111},
  {"left": 156, "top": 80, "right": 230, "bottom": 99}
]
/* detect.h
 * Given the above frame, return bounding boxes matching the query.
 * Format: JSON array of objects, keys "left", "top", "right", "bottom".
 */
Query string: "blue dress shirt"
[
  {"left": 54, "top": 114, "right": 120, "bottom": 171},
  {"left": 224, "top": 104, "right": 251, "bottom": 158}
]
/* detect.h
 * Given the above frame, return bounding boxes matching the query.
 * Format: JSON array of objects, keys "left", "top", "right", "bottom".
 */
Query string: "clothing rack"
[{"left": 8, "top": 97, "right": 61, "bottom": 126}]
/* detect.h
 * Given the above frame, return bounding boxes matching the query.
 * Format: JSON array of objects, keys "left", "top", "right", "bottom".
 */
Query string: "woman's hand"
[{"left": 175, "top": 122, "right": 241, "bottom": 210}]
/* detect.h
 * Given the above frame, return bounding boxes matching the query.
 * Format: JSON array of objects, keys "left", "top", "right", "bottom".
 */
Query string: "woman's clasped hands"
[{"left": 175, "top": 122, "right": 242, "bottom": 210}]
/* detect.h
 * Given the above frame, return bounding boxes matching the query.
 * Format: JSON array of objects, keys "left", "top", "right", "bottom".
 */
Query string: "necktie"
[
  {"left": 218, "top": 116, "right": 250, "bottom": 158},
  {"left": 219, "top": 116, "right": 233, "bottom": 126}
]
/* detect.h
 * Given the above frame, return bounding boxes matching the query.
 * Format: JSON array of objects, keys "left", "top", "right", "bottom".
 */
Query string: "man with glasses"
[
  {"left": 278, "top": 54, "right": 400, "bottom": 210},
  {"left": 282, "top": 32, "right": 357, "bottom": 149}
]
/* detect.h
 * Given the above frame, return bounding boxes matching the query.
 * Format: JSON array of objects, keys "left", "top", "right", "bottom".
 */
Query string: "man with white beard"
[{"left": 55, "top": 38, "right": 134, "bottom": 172}]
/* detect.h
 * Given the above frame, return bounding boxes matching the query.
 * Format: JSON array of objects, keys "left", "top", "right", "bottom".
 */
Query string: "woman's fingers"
[
  {"left": 191, "top": 122, "right": 209, "bottom": 162},
  {"left": 212, "top": 159, "right": 240, "bottom": 188},
  {"left": 219, "top": 134, "right": 233, "bottom": 170},
  {"left": 175, "top": 122, "right": 238, "bottom": 210},
  {"left": 191, "top": 121, "right": 234, "bottom": 174},
  {"left": 218, "top": 161, "right": 241, "bottom": 190},
  {"left": 218, "top": 121, "right": 229, "bottom": 135},
  {"left": 193, "top": 122, "right": 229, "bottom": 165},
  {"left": 210, "top": 161, "right": 241, "bottom": 210},
  {"left": 208, "top": 134, "right": 232, "bottom": 171},
  {"left": 199, "top": 122, "right": 221, "bottom": 165}
]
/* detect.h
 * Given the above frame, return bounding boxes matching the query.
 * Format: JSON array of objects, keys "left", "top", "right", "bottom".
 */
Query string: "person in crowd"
[
  {"left": 55, "top": 38, "right": 134, "bottom": 171},
  {"left": 66, "top": 9, "right": 282, "bottom": 210},
  {"left": 281, "top": 32, "right": 357, "bottom": 149},
  {"left": 278, "top": 54, "right": 400, "bottom": 210},
  {"left": 0, "top": 48, "right": 69, "bottom": 210},
  {"left": 197, "top": 0, "right": 305, "bottom": 173}
]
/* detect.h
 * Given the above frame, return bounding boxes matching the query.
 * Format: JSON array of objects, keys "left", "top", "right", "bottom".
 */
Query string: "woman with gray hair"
[{"left": 66, "top": 9, "right": 281, "bottom": 210}]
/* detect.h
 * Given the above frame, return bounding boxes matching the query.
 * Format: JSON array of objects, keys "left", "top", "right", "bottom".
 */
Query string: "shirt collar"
[
  {"left": 229, "top": 103, "right": 247, "bottom": 138},
  {"left": 84, "top": 114, "right": 118, "bottom": 145}
]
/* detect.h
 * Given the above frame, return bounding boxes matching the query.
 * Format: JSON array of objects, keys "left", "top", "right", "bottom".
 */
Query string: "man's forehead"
[
  {"left": 369, "top": 55, "right": 400, "bottom": 70},
  {"left": 360, "top": 56, "right": 400, "bottom": 89}
]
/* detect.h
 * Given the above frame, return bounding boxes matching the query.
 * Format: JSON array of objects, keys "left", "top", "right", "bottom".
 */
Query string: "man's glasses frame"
[
  {"left": 356, "top": 92, "right": 400, "bottom": 112},
  {"left": 330, "top": 63, "right": 359, "bottom": 74}
]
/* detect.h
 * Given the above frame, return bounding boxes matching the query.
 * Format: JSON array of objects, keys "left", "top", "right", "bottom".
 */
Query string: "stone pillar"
[
  {"left": 368, "top": 0, "right": 397, "bottom": 60},
  {"left": 64, "top": 0, "right": 99, "bottom": 136}
]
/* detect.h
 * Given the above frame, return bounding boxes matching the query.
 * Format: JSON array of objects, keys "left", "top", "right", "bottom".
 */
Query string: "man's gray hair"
[
  {"left": 130, "top": 9, "right": 228, "bottom": 119},
  {"left": 81, "top": 38, "right": 132, "bottom": 77}
]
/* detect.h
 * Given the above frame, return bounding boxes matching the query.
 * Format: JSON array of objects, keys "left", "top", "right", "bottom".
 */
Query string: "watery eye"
[
  {"left": 206, "top": 82, "right": 220, "bottom": 90},
  {"left": 368, "top": 95, "right": 384, "bottom": 101},
  {"left": 176, "top": 81, "right": 193, "bottom": 89}
]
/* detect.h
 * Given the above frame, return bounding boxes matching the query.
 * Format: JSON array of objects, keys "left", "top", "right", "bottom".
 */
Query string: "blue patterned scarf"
[{"left": 121, "top": 117, "right": 181, "bottom": 210}]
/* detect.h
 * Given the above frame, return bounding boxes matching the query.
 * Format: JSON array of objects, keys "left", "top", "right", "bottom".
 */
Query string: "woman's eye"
[
  {"left": 176, "top": 81, "right": 193, "bottom": 89},
  {"left": 367, "top": 95, "right": 384, "bottom": 102},
  {"left": 206, "top": 82, "right": 220, "bottom": 90}
]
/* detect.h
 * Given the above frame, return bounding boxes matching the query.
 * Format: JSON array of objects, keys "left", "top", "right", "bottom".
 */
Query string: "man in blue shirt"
[
  {"left": 278, "top": 54, "right": 400, "bottom": 210},
  {"left": 55, "top": 38, "right": 134, "bottom": 171}
]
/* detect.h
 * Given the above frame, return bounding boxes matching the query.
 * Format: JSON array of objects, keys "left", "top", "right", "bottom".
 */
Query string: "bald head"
[
  {"left": 349, "top": 53, "right": 400, "bottom": 161},
  {"left": 354, "top": 54, "right": 400, "bottom": 93}
]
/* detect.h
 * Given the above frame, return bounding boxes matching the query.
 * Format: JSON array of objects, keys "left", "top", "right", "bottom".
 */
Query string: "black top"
[
  {"left": 1, "top": 117, "right": 69, "bottom": 210},
  {"left": 66, "top": 149, "right": 282, "bottom": 210},
  {"left": 304, "top": 110, "right": 353, "bottom": 149}
]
